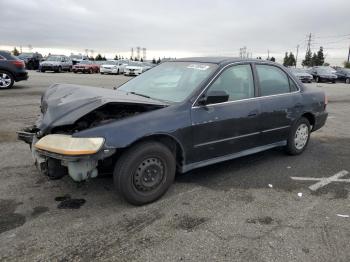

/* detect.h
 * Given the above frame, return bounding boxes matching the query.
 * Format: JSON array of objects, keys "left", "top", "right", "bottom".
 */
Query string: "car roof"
[{"left": 172, "top": 57, "right": 277, "bottom": 66}]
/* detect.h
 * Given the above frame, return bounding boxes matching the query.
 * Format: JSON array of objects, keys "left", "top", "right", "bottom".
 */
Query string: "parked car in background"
[
  {"left": 335, "top": 68, "right": 350, "bottom": 84},
  {"left": 18, "top": 58, "right": 328, "bottom": 205},
  {"left": 142, "top": 62, "right": 156, "bottom": 71},
  {"left": 289, "top": 68, "right": 313, "bottom": 83},
  {"left": 40, "top": 55, "right": 73, "bottom": 73},
  {"left": 124, "top": 61, "right": 148, "bottom": 76},
  {"left": 0, "top": 50, "right": 28, "bottom": 89},
  {"left": 100, "top": 60, "right": 128, "bottom": 75},
  {"left": 70, "top": 54, "right": 89, "bottom": 65},
  {"left": 72, "top": 60, "right": 100, "bottom": 74},
  {"left": 17, "top": 52, "right": 43, "bottom": 70},
  {"left": 309, "top": 66, "right": 337, "bottom": 83}
]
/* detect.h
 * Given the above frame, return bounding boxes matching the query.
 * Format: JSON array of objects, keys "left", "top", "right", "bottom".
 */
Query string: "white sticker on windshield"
[{"left": 187, "top": 64, "right": 210, "bottom": 70}]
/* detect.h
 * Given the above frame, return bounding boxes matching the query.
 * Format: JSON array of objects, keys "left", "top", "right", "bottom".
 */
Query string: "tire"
[
  {"left": 285, "top": 117, "right": 311, "bottom": 155},
  {"left": 316, "top": 76, "right": 320, "bottom": 83},
  {"left": 332, "top": 80, "right": 336, "bottom": 83},
  {"left": 0, "top": 70, "right": 14, "bottom": 89},
  {"left": 73, "top": 71, "right": 77, "bottom": 74},
  {"left": 117, "top": 69, "right": 120, "bottom": 75},
  {"left": 113, "top": 141, "right": 176, "bottom": 205},
  {"left": 89, "top": 69, "right": 93, "bottom": 74},
  {"left": 56, "top": 66, "right": 62, "bottom": 73},
  {"left": 346, "top": 78, "right": 350, "bottom": 84},
  {"left": 100, "top": 72, "right": 104, "bottom": 75},
  {"left": 40, "top": 69, "right": 45, "bottom": 73}
]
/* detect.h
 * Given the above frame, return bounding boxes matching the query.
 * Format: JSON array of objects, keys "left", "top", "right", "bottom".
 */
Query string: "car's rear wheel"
[
  {"left": 0, "top": 71, "right": 14, "bottom": 89},
  {"left": 113, "top": 141, "right": 176, "bottom": 205},
  {"left": 56, "top": 66, "right": 62, "bottom": 73},
  {"left": 316, "top": 76, "right": 320, "bottom": 83},
  {"left": 89, "top": 68, "right": 93, "bottom": 74},
  {"left": 346, "top": 78, "right": 350, "bottom": 84},
  {"left": 286, "top": 117, "right": 310, "bottom": 155}
]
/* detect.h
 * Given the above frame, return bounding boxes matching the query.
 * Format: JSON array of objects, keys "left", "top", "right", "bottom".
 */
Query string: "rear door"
[
  {"left": 254, "top": 63, "right": 302, "bottom": 145},
  {"left": 191, "top": 63, "right": 261, "bottom": 162}
]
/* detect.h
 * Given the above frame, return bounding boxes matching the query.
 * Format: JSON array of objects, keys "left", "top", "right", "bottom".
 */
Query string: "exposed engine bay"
[{"left": 50, "top": 103, "right": 164, "bottom": 135}]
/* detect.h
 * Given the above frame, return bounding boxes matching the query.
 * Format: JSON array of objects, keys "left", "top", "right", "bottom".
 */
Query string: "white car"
[
  {"left": 124, "top": 61, "right": 149, "bottom": 76},
  {"left": 100, "top": 60, "right": 128, "bottom": 75}
]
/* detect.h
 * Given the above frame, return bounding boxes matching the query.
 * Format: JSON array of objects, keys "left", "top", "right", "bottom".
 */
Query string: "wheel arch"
[
  {"left": 122, "top": 134, "right": 185, "bottom": 170},
  {"left": 301, "top": 112, "right": 315, "bottom": 130}
]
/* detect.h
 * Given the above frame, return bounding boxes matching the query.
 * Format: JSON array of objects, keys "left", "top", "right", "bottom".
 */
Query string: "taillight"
[{"left": 11, "top": 60, "right": 25, "bottom": 69}]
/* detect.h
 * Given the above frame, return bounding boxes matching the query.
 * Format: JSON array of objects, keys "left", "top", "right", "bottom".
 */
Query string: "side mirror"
[{"left": 198, "top": 90, "right": 229, "bottom": 105}]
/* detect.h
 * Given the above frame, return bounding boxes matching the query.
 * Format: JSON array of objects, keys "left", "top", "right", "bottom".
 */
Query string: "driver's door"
[{"left": 190, "top": 63, "right": 261, "bottom": 162}]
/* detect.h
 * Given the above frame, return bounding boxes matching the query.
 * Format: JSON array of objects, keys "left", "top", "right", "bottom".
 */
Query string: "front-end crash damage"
[{"left": 17, "top": 83, "right": 168, "bottom": 182}]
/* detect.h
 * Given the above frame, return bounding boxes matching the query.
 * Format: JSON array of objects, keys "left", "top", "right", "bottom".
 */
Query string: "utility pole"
[
  {"left": 306, "top": 33, "right": 312, "bottom": 54},
  {"left": 295, "top": 44, "right": 299, "bottom": 67},
  {"left": 136, "top": 46, "right": 141, "bottom": 60},
  {"left": 267, "top": 49, "right": 270, "bottom": 60},
  {"left": 348, "top": 45, "right": 350, "bottom": 63}
]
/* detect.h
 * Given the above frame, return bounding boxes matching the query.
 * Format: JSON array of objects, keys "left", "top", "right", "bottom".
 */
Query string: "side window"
[
  {"left": 289, "top": 78, "right": 298, "bottom": 92},
  {"left": 0, "top": 55, "right": 5, "bottom": 60},
  {"left": 207, "top": 64, "right": 254, "bottom": 102},
  {"left": 256, "top": 65, "right": 290, "bottom": 96}
]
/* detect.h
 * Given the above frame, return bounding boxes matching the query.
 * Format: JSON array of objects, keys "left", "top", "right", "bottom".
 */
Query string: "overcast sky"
[{"left": 0, "top": 0, "right": 349, "bottom": 64}]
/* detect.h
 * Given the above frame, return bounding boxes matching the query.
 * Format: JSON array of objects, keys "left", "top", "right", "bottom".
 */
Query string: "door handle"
[{"left": 248, "top": 110, "right": 258, "bottom": 117}]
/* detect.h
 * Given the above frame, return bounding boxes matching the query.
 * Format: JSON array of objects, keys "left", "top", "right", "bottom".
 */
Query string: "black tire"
[
  {"left": 332, "top": 80, "right": 336, "bottom": 83},
  {"left": 56, "top": 66, "right": 62, "bottom": 73},
  {"left": 40, "top": 69, "right": 46, "bottom": 73},
  {"left": 113, "top": 141, "right": 176, "bottom": 205},
  {"left": 0, "top": 70, "right": 15, "bottom": 89},
  {"left": 285, "top": 117, "right": 311, "bottom": 155},
  {"left": 117, "top": 69, "right": 120, "bottom": 75},
  {"left": 346, "top": 78, "right": 350, "bottom": 84},
  {"left": 316, "top": 76, "right": 320, "bottom": 83},
  {"left": 89, "top": 68, "right": 93, "bottom": 74},
  {"left": 100, "top": 72, "right": 104, "bottom": 75}
]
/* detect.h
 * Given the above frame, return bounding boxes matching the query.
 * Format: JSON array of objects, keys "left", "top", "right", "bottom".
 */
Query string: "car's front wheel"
[
  {"left": 286, "top": 117, "right": 310, "bottom": 155},
  {"left": 113, "top": 141, "right": 176, "bottom": 205},
  {"left": 0, "top": 71, "right": 14, "bottom": 89}
]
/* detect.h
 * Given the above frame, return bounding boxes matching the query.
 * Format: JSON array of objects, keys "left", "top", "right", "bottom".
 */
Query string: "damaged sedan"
[{"left": 18, "top": 58, "right": 328, "bottom": 205}]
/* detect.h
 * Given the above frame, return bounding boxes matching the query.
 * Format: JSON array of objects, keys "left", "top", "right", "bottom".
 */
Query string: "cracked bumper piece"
[{"left": 32, "top": 134, "right": 115, "bottom": 181}]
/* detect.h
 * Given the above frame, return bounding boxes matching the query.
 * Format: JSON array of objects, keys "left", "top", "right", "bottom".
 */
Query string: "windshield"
[
  {"left": 18, "top": 53, "right": 33, "bottom": 58},
  {"left": 118, "top": 62, "right": 218, "bottom": 103},
  {"left": 77, "top": 61, "right": 92, "bottom": 65},
  {"left": 318, "top": 68, "right": 333, "bottom": 74},
  {"left": 46, "top": 56, "right": 62, "bottom": 61},
  {"left": 104, "top": 60, "right": 117, "bottom": 65}
]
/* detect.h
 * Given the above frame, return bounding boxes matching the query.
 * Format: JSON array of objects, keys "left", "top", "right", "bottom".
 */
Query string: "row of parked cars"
[
  {"left": 33, "top": 54, "right": 155, "bottom": 76},
  {"left": 289, "top": 66, "right": 350, "bottom": 84}
]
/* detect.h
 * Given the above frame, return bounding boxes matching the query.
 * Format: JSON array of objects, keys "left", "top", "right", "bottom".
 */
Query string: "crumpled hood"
[{"left": 38, "top": 83, "right": 167, "bottom": 134}]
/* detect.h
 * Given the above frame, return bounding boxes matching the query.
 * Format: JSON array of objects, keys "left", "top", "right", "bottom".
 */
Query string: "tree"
[
  {"left": 302, "top": 49, "right": 312, "bottom": 67},
  {"left": 134, "top": 57, "right": 139, "bottom": 61},
  {"left": 270, "top": 57, "right": 275, "bottom": 62},
  {"left": 152, "top": 58, "right": 156, "bottom": 64},
  {"left": 12, "top": 47, "right": 19, "bottom": 56},
  {"left": 283, "top": 52, "right": 289, "bottom": 66},
  {"left": 114, "top": 54, "right": 119, "bottom": 60},
  {"left": 344, "top": 61, "right": 350, "bottom": 68},
  {"left": 130, "top": 56, "right": 133, "bottom": 61},
  {"left": 157, "top": 57, "right": 161, "bottom": 64},
  {"left": 311, "top": 53, "right": 318, "bottom": 66},
  {"left": 89, "top": 56, "right": 95, "bottom": 61},
  {"left": 95, "top": 54, "right": 103, "bottom": 60},
  {"left": 102, "top": 56, "right": 107, "bottom": 61},
  {"left": 288, "top": 52, "right": 296, "bottom": 67},
  {"left": 140, "top": 58, "right": 143, "bottom": 62},
  {"left": 316, "top": 46, "right": 325, "bottom": 66},
  {"left": 323, "top": 62, "right": 330, "bottom": 66}
]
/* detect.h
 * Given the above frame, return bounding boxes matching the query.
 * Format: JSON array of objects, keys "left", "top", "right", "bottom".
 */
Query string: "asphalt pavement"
[{"left": 0, "top": 71, "right": 349, "bottom": 261}]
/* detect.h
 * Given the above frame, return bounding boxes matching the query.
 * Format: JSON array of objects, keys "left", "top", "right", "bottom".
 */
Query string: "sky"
[{"left": 0, "top": 0, "right": 349, "bottom": 65}]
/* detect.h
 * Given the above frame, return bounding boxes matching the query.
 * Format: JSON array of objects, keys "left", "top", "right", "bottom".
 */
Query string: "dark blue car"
[
  {"left": 0, "top": 50, "right": 28, "bottom": 89},
  {"left": 18, "top": 57, "right": 328, "bottom": 205}
]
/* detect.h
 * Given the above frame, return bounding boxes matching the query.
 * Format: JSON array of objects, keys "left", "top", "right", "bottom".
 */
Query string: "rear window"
[{"left": 0, "top": 51, "right": 17, "bottom": 60}]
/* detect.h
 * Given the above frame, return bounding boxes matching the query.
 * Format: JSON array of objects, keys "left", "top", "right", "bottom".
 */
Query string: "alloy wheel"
[
  {"left": 0, "top": 73, "right": 12, "bottom": 88},
  {"left": 294, "top": 123, "right": 309, "bottom": 150}
]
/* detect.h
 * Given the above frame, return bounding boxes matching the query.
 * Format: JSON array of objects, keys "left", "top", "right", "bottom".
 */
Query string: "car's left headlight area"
[
  {"left": 35, "top": 134, "right": 105, "bottom": 155},
  {"left": 33, "top": 134, "right": 115, "bottom": 182}
]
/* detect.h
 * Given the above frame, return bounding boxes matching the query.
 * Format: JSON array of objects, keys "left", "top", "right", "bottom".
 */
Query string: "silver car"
[{"left": 40, "top": 55, "right": 73, "bottom": 73}]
